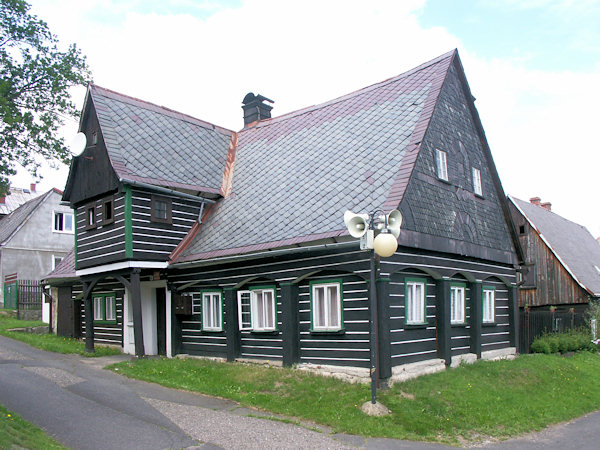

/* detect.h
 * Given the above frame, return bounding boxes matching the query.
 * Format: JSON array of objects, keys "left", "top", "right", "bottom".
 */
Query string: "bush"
[{"left": 531, "top": 330, "right": 597, "bottom": 354}]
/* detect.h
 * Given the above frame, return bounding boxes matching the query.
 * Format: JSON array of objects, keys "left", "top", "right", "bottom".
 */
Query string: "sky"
[{"left": 13, "top": 0, "right": 600, "bottom": 237}]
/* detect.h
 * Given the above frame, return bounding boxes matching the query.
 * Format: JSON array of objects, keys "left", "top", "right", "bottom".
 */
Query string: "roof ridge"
[
  {"left": 90, "top": 84, "right": 234, "bottom": 136},
  {"left": 240, "top": 49, "right": 457, "bottom": 132}
]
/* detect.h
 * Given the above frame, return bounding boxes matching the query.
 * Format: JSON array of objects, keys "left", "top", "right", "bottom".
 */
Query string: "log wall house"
[{"left": 47, "top": 50, "right": 523, "bottom": 382}]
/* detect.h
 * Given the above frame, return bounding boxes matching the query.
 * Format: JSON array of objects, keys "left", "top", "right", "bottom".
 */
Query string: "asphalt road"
[{"left": 1, "top": 334, "right": 599, "bottom": 449}]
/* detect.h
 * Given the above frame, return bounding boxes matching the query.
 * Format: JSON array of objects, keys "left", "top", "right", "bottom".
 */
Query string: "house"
[
  {"left": 508, "top": 196, "right": 600, "bottom": 310},
  {"left": 0, "top": 188, "right": 74, "bottom": 318},
  {"left": 52, "top": 50, "right": 522, "bottom": 382},
  {"left": 0, "top": 184, "right": 42, "bottom": 219}
]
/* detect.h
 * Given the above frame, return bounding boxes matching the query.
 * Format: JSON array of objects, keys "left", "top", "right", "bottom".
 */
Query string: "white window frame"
[
  {"left": 472, "top": 167, "right": 483, "bottom": 196},
  {"left": 483, "top": 287, "right": 495, "bottom": 324},
  {"left": 237, "top": 288, "right": 276, "bottom": 332},
  {"left": 435, "top": 149, "right": 448, "bottom": 181},
  {"left": 451, "top": 284, "right": 466, "bottom": 324},
  {"left": 51, "top": 255, "right": 63, "bottom": 270},
  {"left": 53, "top": 211, "right": 74, "bottom": 234},
  {"left": 92, "top": 293, "right": 116, "bottom": 323},
  {"left": 405, "top": 279, "right": 426, "bottom": 325},
  {"left": 202, "top": 292, "right": 223, "bottom": 331},
  {"left": 310, "top": 280, "right": 343, "bottom": 331}
]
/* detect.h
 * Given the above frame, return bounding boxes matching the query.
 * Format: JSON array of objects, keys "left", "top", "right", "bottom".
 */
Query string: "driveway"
[{"left": 0, "top": 335, "right": 598, "bottom": 449}]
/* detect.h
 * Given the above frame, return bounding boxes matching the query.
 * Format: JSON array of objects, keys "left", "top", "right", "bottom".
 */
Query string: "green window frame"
[
  {"left": 405, "top": 278, "right": 427, "bottom": 325},
  {"left": 482, "top": 286, "right": 496, "bottom": 324},
  {"left": 450, "top": 282, "right": 466, "bottom": 325},
  {"left": 92, "top": 293, "right": 117, "bottom": 324},
  {"left": 237, "top": 285, "right": 277, "bottom": 332},
  {"left": 310, "top": 279, "right": 344, "bottom": 332}
]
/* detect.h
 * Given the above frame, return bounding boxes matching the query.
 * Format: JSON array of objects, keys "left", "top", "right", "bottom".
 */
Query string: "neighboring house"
[
  {"left": 0, "top": 184, "right": 41, "bottom": 219},
  {"left": 50, "top": 50, "right": 522, "bottom": 383},
  {"left": 0, "top": 189, "right": 74, "bottom": 311},
  {"left": 509, "top": 196, "right": 600, "bottom": 310}
]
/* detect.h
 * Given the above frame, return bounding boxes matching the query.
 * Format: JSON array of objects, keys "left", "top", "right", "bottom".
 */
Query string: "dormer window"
[
  {"left": 151, "top": 195, "right": 172, "bottom": 224},
  {"left": 435, "top": 149, "right": 448, "bottom": 181},
  {"left": 472, "top": 167, "right": 482, "bottom": 196}
]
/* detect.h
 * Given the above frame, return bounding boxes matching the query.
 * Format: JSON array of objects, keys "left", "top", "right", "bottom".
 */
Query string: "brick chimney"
[
  {"left": 30, "top": 183, "right": 36, "bottom": 193},
  {"left": 529, "top": 197, "right": 541, "bottom": 206},
  {"left": 541, "top": 202, "right": 551, "bottom": 211},
  {"left": 242, "top": 93, "right": 274, "bottom": 127},
  {"left": 0, "top": 196, "right": 5, "bottom": 204}
]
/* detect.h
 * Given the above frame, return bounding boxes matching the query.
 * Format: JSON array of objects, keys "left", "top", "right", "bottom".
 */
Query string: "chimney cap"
[
  {"left": 529, "top": 197, "right": 541, "bottom": 205},
  {"left": 242, "top": 92, "right": 274, "bottom": 105}
]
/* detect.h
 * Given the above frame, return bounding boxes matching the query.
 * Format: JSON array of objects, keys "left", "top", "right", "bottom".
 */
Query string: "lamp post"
[{"left": 344, "top": 209, "right": 402, "bottom": 405}]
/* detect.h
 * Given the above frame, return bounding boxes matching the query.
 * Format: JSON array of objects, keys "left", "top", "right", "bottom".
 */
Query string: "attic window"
[
  {"left": 85, "top": 204, "right": 97, "bottom": 230},
  {"left": 92, "top": 131, "right": 98, "bottom": 145},
  {"left": 472, "top": 167, "right": 482, "bottom": 196},
  {"left": 102, "top": 197, "right": 114, "bottom": 225},
  {"left": 151, "top": 195, "right": 172, "bottom": 224},
  {"left": 435, "top": 149, "right": 448, "bottom": 181},
  {"left": 519, "top": 225, "right": 526, "bottom": 235}
]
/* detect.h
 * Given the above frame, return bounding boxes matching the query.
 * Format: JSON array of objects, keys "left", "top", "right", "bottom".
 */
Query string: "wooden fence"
[{"left": 519, "top": 309, "right": 588, "bottom": 353}]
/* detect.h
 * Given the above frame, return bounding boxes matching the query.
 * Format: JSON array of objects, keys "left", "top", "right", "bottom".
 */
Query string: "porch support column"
[
  {"left": 281, "top": 282, "right": 299, "bottom": 367},
  {"left": 83, "top": 281, "right": 94, "bottom": 353},
  {"left": 376, "top": 277, "right": 392, "bottom": 380},
  {"left": 436, "top": 278, "right": 451, "bottom": 366},
  {"left": 224, "top": 288, "right": 240, "bottom": 362},
  {"left": 469, "top": 280, "right": 482, "bottom": 359},
  {"left": 508, "top": 285, "right": 519, "bottom": 349},
  {"left": 130, "top": 269, "right": 145, "bottom": 357}
]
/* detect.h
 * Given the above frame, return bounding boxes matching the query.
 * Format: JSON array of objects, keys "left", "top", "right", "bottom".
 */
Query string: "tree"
[{"left": 0, "top": 0, "right": 91, "bottom": 194}]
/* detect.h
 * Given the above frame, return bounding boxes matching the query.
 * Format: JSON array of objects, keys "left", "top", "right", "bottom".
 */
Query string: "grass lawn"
[
  {"left": 109, "top": 352, "right": 600, "bottom": 445},
  {"left": 0, "top": 313, "right": 121, "bottom": 357},
  {"left": 0, "top": 403, "right": 66, "bottom": 449}
]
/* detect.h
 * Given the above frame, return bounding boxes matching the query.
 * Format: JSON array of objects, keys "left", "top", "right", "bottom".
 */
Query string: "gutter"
[
  {"left": 119, "top": 178, "right": 217, "bottom": 204},
  {"left": 170, "top": 240, "right": 359, "bottom": 269}
]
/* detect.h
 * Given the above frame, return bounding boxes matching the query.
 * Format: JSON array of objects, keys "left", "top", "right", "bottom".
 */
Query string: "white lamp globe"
[{"left": 373, "top": 230, "right": 398, "bottom": 257}]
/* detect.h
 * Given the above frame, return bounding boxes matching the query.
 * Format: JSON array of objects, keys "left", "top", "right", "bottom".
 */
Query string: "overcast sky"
[{"left": 15, "top": 0, "right": 600, "bottom": 237}]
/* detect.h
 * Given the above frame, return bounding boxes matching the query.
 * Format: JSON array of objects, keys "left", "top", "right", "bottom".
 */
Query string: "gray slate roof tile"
[{"left": 511, "top": 196, "right": 600, "bottom": 296}]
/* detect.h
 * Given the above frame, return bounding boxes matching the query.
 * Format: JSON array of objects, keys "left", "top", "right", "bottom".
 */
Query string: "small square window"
[
  {"left": 102, "top": 197, "right": 114, "bottom": 225},
  {"left": 151, "top": 195, "right": 172, "bottom": 224},
  {"left": 52, "top": 255, "right": 63, "bottom": 270},
  {"left": 435, "top": 149, "right": 448, "bottom": 181},
  {"left": 519, "top": 224, "right": 526, "bottom": 235},
  {"left": 472, "top": 167, "right": 482, "bottom": 196},
  {"left": 451, "top": 284, "right": 466, "bottom": 324}
]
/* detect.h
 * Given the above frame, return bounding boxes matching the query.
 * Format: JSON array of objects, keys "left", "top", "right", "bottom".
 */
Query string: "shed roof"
[
  {"left": 88, "top": 85, "right": 234, "bottom": 194},
  {"left": 510, "top": 196, "right": 600, "bottom": 297},
  {"left": 174, "top": 50, "right": 456, "bottom": 263},
  {"left": 43, "top": 248, "right": 76, "bottom": 282}
]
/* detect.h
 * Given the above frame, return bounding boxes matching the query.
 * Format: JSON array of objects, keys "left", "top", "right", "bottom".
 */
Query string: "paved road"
[{"left": 0, "top": 334, "right": 599, "bottom": 449}]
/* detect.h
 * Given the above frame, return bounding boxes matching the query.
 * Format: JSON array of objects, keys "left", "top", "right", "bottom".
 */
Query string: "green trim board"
[
  {"left": 405, "top": 277, "right": 427, "bottom": 325},
  {"left": 124, "top": 185, "right": 133, "bottom": 258},
  {"left": 309, "top": 278, "right": 344, "bottom": 332}
]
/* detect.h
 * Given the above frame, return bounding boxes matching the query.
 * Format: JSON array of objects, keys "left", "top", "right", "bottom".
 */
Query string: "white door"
[{"left": 123, "top": 291, "right": 135, "bottom": 355}]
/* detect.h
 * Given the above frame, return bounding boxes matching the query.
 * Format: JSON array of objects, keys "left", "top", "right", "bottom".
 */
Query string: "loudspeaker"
[
  {"left": 386, "top": 209, "right": 402, "bottom": 238},
  {"left": 344, "top": 211, "right": 369, "bottom": 238}
]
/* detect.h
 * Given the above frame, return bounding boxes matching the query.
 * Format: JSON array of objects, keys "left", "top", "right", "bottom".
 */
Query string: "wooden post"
[
  {"left": 376, "top": 277, "right": 392, "bottom": 381},
  {"left": 83, "top": 281, "right": 95, "bottom": 353},
  {"left": 436, "top": 278, "right": 451, "bottom": 366},
  {"left": 508, "top": 285, "right": 519, "bottom": 350},
  {"left": 469, "top": 280, "right": 482, "bottom": 359},
  {"left": 281, "top": 282, "right": 299, "bottom": 367},
  {"left": 224, "top": 288, "right": 240, "bottom": 362},
  {"left": 130, "top": 269, "right": 145, "bottom": 357}
]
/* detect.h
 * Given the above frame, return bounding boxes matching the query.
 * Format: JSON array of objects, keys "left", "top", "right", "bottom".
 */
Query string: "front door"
[{"left": 156, "top": 288, "right": 166, "bottom": 356}]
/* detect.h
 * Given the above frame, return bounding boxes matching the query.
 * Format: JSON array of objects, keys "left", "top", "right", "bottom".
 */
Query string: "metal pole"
[{"left": 369, "top": 248, "right": 378, "bottom": 404}]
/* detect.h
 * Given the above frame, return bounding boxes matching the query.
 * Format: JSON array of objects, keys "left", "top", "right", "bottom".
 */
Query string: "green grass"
[
  {"left": 0, "top": 403, "right": 66, "bottom": 449},
  {"left": 109, "top": 353, "right": 600, "bottom": 445},
  {"left": 0, "top": 313, "right": 121, "bottom": 357}
]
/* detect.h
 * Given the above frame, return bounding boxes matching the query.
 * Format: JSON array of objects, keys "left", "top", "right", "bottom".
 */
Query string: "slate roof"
[
  {"left": 43, "top": 248, "right": 76, "bottom": 282},
  {"left": 510, "top": 196, "right": 600, "bottom": 296},
  {"left": 174, "top": 50, "right": 456, "bottom": 263},
  {"left": 0, "top": 187, "right": 42, "bottom": 216},
  {"left": 0, "top": 190, "right": 54, "bottom": 244},
  {"left": 88, "top": 85, "right": 234, "bottom": 194}
]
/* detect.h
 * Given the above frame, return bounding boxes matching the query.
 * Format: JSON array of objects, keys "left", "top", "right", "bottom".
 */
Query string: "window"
[
  {"left": 53, "top": 211, "right": 74, "bottom": 233},
  {"left": 519, "top": 224, "right": 526, "bottom": 235},
  {"left": 92, "top": 131, "right": 98, "bottom": 145},
  {"left": 451, "top": 284, "right": 466, "bottom": 324},
  {"left": 151, "top": 195, "right": 172, "bottom": 224},
  {"left": 92, "top": 293, "right": 116, "bottom": 323},
  {"left": 310, "top": 280, "right": 343, "bottom": 331},
  {"left": 51, "top": 255, "right": 63, "bottom": 270},
  {"left": 483, "top": 287, "right": 495, "bottom": 323},
  {"left": 405, "top": 279, "right": 426, "bottom": 325},
  {"left": 102, "top": 197, "right": 114, "bottom": 225},
  {"left": 85, "top": 204, "right": 96, "bottom": 230},
  {"left": 202, "top": 292, "right": 223, "bottom": 331},
  {"left": 472, "top": 167, "right": 482, "bottom": 196},
  {"left": 237, "top": 287, "right": 277, "bottom": 332},
  {"left": 435, "top": 149, "right": 448, "bottom": 181}
]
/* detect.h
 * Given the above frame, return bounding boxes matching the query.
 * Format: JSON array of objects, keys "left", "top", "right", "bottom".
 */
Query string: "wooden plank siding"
[
  {"left": 76, "top": 193, "right": 126, "bottom": 269},
  {"left": 78, "top": 279, "right": 124, "bottom": 346},
  {"left": 129, "top": 188, "right": 203, "bottom": 262},
  {"left": 169, "top": 245, "right": 517, "bottom": 369}
]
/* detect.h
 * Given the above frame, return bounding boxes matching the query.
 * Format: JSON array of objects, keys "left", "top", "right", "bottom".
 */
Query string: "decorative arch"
[
  {"left": 389, "top": 266, "right": 443, "bottom": 280},
  {"left": 447, "top": 270, "right": 476, "bottom": 283},
  {"left": 481, "top": 274, "right": 513, "bottom": 288}
]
